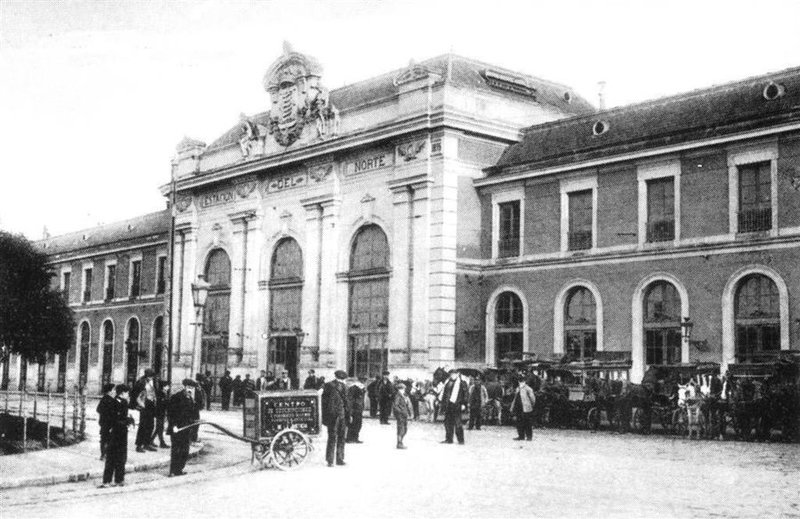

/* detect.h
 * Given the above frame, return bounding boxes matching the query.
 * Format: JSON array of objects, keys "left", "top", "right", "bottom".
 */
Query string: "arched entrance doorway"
[
  {"left": 643, "top": 281, "right": 682, "bottom": 365},
  {"left": 125, "top": 318, "right": 140, "bottom": 386},
  {"left": 735, "top": 274, "right": 780, "bottom": 362},
  {"left": 152, "top": 316, "right": 165, "bottom": 379},
  {"left": 347, "top": 225, "right": 390, "bottom": 378},
  {"left": 564, "top": 287, "right": 597, "bottom": 361},
  {"left": 268, "top": 238, "right": 303, "bottom": 388},
  {"left": 101, "top": 320, "right": 114, "bottom": 388},
  {"left": 78, "top": 322, "right": 90, "bottom": 389},
  {"left": 202, "top": 249, "right": 231, "bottom": 400},
  {"left": 494, "top": 291, "right": 524, "bottom": 364}
]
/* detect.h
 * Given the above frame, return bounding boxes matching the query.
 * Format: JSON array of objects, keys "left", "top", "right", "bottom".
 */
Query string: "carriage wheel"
[
  {"left": 586, "top": 407, "right": 600, "bottom": 431},
  {"left": 270, "top": 429, "right": 311, "bottom": 471}
]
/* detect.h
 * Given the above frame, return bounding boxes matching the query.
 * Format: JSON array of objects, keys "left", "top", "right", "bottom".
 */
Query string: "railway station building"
[
  {"left": 165, "top": 44, "right": 592, "bottom": 387},
  {"left": 468, "top": 66, "right": 800, "bottom": 382}
]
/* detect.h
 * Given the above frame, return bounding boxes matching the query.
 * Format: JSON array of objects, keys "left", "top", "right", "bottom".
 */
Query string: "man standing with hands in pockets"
[{"left": 439, "top": 370, "right": 468, "bottom": 445}]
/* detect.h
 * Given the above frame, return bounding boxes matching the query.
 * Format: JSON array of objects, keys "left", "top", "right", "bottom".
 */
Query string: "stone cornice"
[{"left": 159, "top": 108, "right": 525, "bottom": 196}]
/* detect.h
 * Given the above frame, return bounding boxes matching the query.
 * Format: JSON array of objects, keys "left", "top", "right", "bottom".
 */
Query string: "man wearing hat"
[
  {"left": 99, "top": 384, "right": 135, "bottom": 488},
  {"left": 377, "top": 371, "right": 395, "bottom": 424},
  {"left": 167, "top": 378, "right": 197, "bottom": 477},
  {"left": 321, "top": 370, "right": 351, "bottom": 467},
  {"left": 132, "top": 368, "right": 158, "bottom": 452},
  {"left": 440, "top": 370, "right": 469, "bottom": 444}
]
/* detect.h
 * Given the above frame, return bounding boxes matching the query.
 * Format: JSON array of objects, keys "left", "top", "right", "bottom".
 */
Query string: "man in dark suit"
[
  {"left": 218, "top": 371, "right": 233, "bottom": 411},
  {"left": 377, "top": 371, "right": 394, "bottom": 424},
  {"left": 440, "top": 370, "right": 468, "bottom": 444},
  {"left": 346, "top": 376, "right": 366, "bottom": 443},
  {"left": 167, "top": 378, "right": 197, "bottom": 477},
  {"left": 99, "top": 384, "right": 135, "bottom": 488},
  {"left": 96, "top": 382, "right": 116, "bottom": 460},
  {"left": 321, "top": 370, "right": 351, "bottom": 467},
  {"left": 366, "top": 375, "right": 380, "bottom": 418},
  {"left": 303, "top": 369, "right": 318, "bottom": 390}
]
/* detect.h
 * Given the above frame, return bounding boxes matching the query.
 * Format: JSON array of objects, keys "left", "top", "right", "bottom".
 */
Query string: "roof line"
[
  {"left": 35, "top": 209, "right": 169, "bottom": 244},
  {"left": 515, "top": 63, "right": 800, "bottom": 137}
]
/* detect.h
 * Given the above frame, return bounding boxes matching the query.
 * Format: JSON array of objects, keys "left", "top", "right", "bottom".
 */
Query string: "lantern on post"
[{"left": 190, "top": 275, "right": 212, "bottom": 376}]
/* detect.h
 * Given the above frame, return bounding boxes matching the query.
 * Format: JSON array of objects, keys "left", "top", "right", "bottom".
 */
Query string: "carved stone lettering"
[
  {"left": 266, "top": 172, "right": 308, "bottom": 193},
  {"left": 200, "top": 191, "right": 235, "bottom": 208}
]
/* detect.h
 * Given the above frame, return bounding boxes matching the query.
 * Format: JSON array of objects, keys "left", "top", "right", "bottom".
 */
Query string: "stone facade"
[{"left": 165, "top": 47, "right": 591, "bottom": 385}]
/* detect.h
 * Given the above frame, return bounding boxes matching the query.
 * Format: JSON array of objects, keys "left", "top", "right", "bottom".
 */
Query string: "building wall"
[{"left": 471, "top": 131, "right": 800, "bottom": 381}]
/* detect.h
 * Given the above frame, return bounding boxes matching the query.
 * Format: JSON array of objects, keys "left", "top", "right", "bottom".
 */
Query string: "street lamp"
[
  {"left": 190, "top": 275, "right": 211, "bottom": 377},
  {"left": 681, "top": 317, "right": 694, "bottom": 342}
]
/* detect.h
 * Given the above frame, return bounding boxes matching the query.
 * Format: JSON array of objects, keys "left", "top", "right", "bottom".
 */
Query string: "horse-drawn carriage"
[{"left": 723, "top": 352, "right": 800, "bottom": 442}]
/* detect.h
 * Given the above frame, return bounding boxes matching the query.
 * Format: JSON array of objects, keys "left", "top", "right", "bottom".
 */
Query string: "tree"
[{"left": 0, "top": 231, "right": 74, "bottom": 362}]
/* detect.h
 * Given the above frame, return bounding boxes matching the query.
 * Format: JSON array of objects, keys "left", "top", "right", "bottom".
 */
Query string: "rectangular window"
[
  {"left": 130, "top": 260, "right": 141, "bottom": 298},
  {"left": 646, "top": 177, "right": 675, "bottom": 242},
  {"left": 105, "top": 265, "right": 116, "bottom": 300},
  {"left": 497, "top": 200, "right": 521, "bottom": 258},
  {"left": 156, "top": 256, "right": 167, "bottom": 295},
  {"left": 83, "top": 268, "right": 92, "bottom": 302},
  {"left": 738, "top": 161, "right": 772, "bottom": 232},
  {"left": 568, "top": 190, "right": 593, "bottom": 251},
  {"left": 62, "top": 272, "right": 71, "bottom": 302}
]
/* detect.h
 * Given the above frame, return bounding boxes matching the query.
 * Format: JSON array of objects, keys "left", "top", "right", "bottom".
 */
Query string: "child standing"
[{"left": 392, "top": 382, "right": 413, "bottom": 449}]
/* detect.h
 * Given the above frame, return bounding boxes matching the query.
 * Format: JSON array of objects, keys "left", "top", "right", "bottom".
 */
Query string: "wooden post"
[
  {"left": 33, "top": 392, "right": 38, "bottom": 421},
  {"left": 46, "top": 390, "right": 51, "bottom": 449},
  {"left": 62, "top": 391, "right": 67, "bottom": 434},
  {"left": 72, "top": 388, "right": 78, "bottom": 436},
  {"left": 79, "top": 390, "right": 86, "bottom": 440},
  {"left": 21, "top": 390, "right": 27, "bottom": 453},
  {"left": 19, "top": 389, "right": 24, "bottom": 415},
  {"left": 3, "top": 389, "right": 7, "bottom": 413}
]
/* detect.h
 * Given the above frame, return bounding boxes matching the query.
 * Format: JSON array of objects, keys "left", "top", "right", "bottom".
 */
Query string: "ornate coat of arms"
[{"left": 263, "top": 42, "right": 339, "bottom": 147}]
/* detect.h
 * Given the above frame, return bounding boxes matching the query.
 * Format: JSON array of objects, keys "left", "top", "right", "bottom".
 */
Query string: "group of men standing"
[{"left": 95, "top": 370, "right": 205, "bottom": 486}]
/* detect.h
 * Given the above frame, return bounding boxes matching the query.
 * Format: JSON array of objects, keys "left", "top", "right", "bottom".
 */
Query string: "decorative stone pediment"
[{"left": 262, "top": 42, "right": 339, "bottom": 147}]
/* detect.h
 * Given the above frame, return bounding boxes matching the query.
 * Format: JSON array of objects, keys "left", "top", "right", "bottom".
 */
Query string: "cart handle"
[{"left": 174, "top": 420, "right": 258, "bottom": 445}]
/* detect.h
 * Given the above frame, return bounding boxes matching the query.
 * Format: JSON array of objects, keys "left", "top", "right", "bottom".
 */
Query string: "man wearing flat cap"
[
  {"left": 321, "top": 370, "right": 351, "bottom": 467},
  {"left": 132, "top": 368, "right": 158, "bottom": 452},
  {"left": 377, "top": 370, "right": 395, "bottom": 424},
  {"left": 167, "top": 378, "right": 197, "bottom": 476}
]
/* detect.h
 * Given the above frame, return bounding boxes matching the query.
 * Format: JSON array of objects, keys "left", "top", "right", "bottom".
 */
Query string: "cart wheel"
[
  {"left": 585, "top": 407, "right": 599, "bottom": 430},
  {"left": 270, "top": 429, "right": 311, "bottom": 471}
]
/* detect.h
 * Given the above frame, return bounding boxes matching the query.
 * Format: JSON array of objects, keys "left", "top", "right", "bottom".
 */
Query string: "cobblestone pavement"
[{"left": 5, "top": 416, "right": 799, "bottom": 518}]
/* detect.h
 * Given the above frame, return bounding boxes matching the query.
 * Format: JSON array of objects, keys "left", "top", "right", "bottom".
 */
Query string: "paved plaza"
[{"left": 3, "top": 410, "right": 798, "bottom": 518}]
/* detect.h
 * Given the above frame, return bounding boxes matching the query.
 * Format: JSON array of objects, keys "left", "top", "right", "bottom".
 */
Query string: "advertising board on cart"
[{"left": 243, "top": 389, "right": 321, "bottom": 441}]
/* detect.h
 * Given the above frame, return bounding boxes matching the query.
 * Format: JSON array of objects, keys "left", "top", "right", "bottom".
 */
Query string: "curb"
[{"left": 0, "top": 442, "right": 206, "bottom": 491}]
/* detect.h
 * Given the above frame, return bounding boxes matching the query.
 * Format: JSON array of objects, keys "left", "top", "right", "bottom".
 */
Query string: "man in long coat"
[
  {"left": 440, "top": 370, "right": 468, "bottom": 444},
  {"left": 100, "top": 384, "right": 135, "bottom": 487},
  {"left": 346, "top": 376, "right": 366, "bottom": 443},
  {"left": 377, "top": 371, "right": 394, "bottom": 424},
  {"left": 132, "top": 368, "right": 157, "bottom": 452},
  {"left": 218, "top": 371, "right": 233, "bottom": 411},
  {"left": 321, "top": 370, "right": 351, "bottom": 467},
  {"left": 167, "top": 378, "right": 197, "bottom": 476}
]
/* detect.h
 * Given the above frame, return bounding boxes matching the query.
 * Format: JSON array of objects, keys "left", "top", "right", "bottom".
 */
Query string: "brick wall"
[{"left": 597, "top": 164, "right": 638, "bottom": 248}]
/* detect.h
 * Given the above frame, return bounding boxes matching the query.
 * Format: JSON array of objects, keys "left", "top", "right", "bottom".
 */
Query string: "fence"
[{"left": 0, "top": 387, "right": 87, "bottom": 452}]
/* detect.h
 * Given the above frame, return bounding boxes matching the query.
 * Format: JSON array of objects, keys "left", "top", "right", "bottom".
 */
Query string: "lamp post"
[
  {"left": 681, "top": 317, "right": 694, "bottom": 341},
  {"left": 190, "top": 275, "right": 211, "bottom": 377}
]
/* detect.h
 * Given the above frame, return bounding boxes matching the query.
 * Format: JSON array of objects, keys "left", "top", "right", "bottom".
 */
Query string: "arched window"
[
  {"left": 350, "top": 224, "right": 390, "bottom": 272},
  {"left": 735, "top": 274, "right": 780, "bottom": 362},
  {"left": 271, "top": 238, "right": 303, "bottom": 281},
  {"left": 101, "top": 320, "right": 114, "bottom": 388},
  {"left": 348, "top": 225, "right": 390, "bottom": 378},
  {"left": 495, "top": 292, "right": 524, "bottom": 362},
  {"left": 78, "top": 322, "right": 90, "bottom": 388},
  {"left": 564, "top": 287, "right": 596, "bottom": 360},
  {"left": 269, "top": 238, "right": 303, "bottom": 385},
  {"left": 644, "top": 281, "right": 682, "bottom": 365},
  {"left": 202, "top": 249, "right": 231, "bottom": 389},
  {"left": 152, "top": 316, "right": 164, "bottom": 377},
  {"left": 126, "top": 318, "right": 140, "bottom": 386}
]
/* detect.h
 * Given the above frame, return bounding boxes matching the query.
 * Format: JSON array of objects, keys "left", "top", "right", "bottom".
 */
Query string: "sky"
[{"left": 1, "top": 0, "right": 799, "bottom": 240}]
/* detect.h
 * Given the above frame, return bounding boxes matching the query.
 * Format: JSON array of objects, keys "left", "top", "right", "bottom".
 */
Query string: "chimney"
[{"left": 597, "top": 81, "right": 607, "bottom": 111}]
